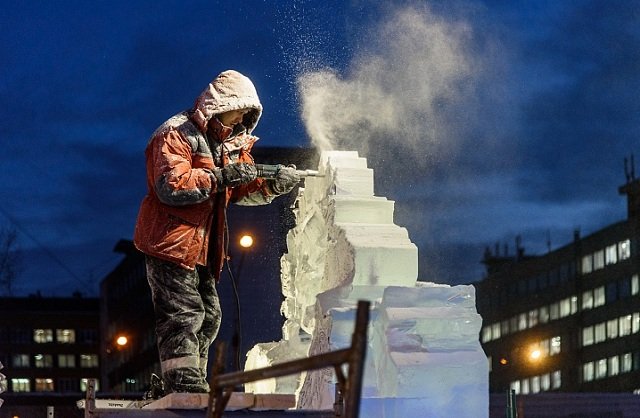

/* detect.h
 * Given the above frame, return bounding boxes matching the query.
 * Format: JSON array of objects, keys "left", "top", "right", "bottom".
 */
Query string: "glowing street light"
[
  {"left": 528, "top": 347, "right": 542, "bottom": 363},
  {"left": 239, "top": 234, "right": 254, "bottom": 248},
  {"left": 116, "top": 335, "right": 128, "bottom": 347}
]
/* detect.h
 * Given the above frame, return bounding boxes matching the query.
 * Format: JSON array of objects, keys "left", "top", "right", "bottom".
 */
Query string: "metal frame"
[
  {"left": 81, "top": 300, "right": 369, "bottom": 418},
  {"left": 207, "top": 300, "right": 370, "bottom": 418}
]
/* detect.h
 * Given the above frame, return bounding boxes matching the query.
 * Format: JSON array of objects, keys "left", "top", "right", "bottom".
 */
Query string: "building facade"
[
  {"left": 476, "top": 177, "right": 640, "bottom": 395},
  {"left": 0, "top": 295, "right": 100, "bottom": 417}
]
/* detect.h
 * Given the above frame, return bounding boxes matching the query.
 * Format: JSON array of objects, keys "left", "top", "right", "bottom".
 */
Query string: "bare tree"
[{"left": 0, "top": 227, "right": 21, "bottom": 296}]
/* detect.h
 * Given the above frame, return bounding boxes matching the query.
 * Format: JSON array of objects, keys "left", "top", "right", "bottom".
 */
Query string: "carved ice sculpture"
[{"left": 244, "top": 151, "right": 488, "bottom": 418}]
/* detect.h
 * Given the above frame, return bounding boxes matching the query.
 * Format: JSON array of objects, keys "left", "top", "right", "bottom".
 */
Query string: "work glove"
[
  {"left": 269, "top": 165, "right": 300, "bottom": 195},
  {"left": 213, "top": 162, "right": 257, "bottom": 189}
]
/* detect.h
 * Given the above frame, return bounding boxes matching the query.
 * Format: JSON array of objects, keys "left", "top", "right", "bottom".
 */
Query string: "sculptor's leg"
[
  {"left": 146, "top": 256, "right": 209, "bottom": 393},
  {"left": 197, "top": 272, "right": 222, "bottom": 382}
]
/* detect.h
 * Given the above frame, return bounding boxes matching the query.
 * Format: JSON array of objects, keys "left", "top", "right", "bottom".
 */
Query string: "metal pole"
[{"left": 506, "top": 389, "right": 518, "bottom": 418}]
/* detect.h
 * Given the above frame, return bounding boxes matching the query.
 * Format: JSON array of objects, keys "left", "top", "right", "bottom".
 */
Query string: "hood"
[{"left": 192, "top": 70, "right": 263, "bottom": 134}]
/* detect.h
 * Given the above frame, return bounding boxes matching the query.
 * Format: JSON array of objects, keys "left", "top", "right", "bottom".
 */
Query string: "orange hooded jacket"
[{"left": 133, "top": 70, "right": 275, "bottom": 280}]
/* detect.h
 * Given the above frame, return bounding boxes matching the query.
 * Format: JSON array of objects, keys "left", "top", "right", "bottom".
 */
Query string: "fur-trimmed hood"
[{"left": 192, "top": 70, "right": 262, "bottom": 134}]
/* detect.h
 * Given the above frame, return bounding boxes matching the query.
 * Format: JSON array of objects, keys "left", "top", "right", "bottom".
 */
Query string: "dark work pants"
[{"left": 145, "top": 255, "right": 222, "bottom": 393}]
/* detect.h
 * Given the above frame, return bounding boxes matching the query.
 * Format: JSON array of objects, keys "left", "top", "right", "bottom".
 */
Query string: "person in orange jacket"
[{"left": 133, "top": 70, "right": 298, "bottom": 393}]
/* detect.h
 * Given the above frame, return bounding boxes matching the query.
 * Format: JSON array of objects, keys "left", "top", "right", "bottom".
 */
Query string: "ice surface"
[{"left": 244, "top": 151, "right": 488, "bottom": 417}]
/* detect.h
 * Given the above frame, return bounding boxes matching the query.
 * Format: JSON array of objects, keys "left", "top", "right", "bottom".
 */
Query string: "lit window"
[
  {"left": 582, "top": 326, "right": 594, "bottom": 346},
  {"left": 622, "top": 353, "right": 633, "bottom": 372},
  {"left": 34, "top": 354, "right": 53, "bottom": 368},
  {"left": 531, "top": 376, "right": 541, "bottom": 394},
  {"left": 632, "top": 274, "right": 639, "bottom": 296},
  {"left": 491, "top": 323, "right": 501, "bottom": 340},
  {"left": 550, "top": 303, "right": 560, "bottom": 320},
  {"left": 620, "top": 315, "right": 632, "bottom": 337},
  {"left": 11, "top": 378, "right": 31, "bottom": 392},
  {"left": 481, "top": 326, "right": 491, "bottom": 343},
  {"left": 571, "top": 296, "right": 578, "bottom": 314},
  {"left": 12, "top": 354, "right": 30, "bottom": 368},
  {"left": 510, "top": 380, "right": 520, "bottom": 395},
  {"left": 607, "top": 319, "right": 619, "bottom": 339},
  {"left": 58, "top": 354, "right": 76, "bottom": 368},
  {"left": 608, "top": 356, "right": 620, "bottom": 376},
  {"left": 518, "top": 313, "right": 527, "bottom": 331},
  {"left": 501, "top": 320, "right": 510, "bottom": 336},
  {"left": 521, "top": 378, "right": 530, "bottom": 394},
  {"left": 605, "top": 244, "right": 618, "bottom": 265},
  {"left": 633, "top": 313, "right": 640, "bottom": 334},
  {"left": 56, "top": 329, "right": 76, "bottom": 344},
  {"left": 593, "top": 250, "right": 605, "bottom": 270},
  {"left": 35, "top": 378, "right": 54, "bottom": 392},
  {"left": 594, "top": 286, "right": 605, "bottom": 307},
  {"left": 582, "top": 290, "right": 594, "bottom": 311},
  {"left": 539, "top": 306, "right": 549, "bottom": 323},
  {"left": 550, "top": 336, "right": 561, "bottom": 355},
  {"left": 582, "top": 254, "right": 593, "bottom": 274},
  {"left": 34, "top": 329, "right": 53, "bottom": 343},
  {"left": 80, "top": 378, "right": 100, "bottom": 392},
  {"left": 595, "top": 322, "right": 606, "bottom": 343},
  {"left": 618, "top": 239, "right": 631, "bottom": 261},
  {"left": 583, "top": 362, "right": 594, "bottom": 382},
  {"left": 541, "top": 373, "right": 551, "bottom": 391},
  {"left": 80, "top": 354, "right": 99, "bottom": 368},
  {"left": 560, "top": 298, "right": 572, "bottom": 317},
  {"left": 595, "top": 359, "right": 607, "bottom": 379},
  {"left": 528, "top": 309, "right": 539, "bottom": 327},
  {"left": 552, "top": 371, "right": 561, "bottom": 389},
  {"left": 510, "top": 316, "right": 518, "bottom": 332}
]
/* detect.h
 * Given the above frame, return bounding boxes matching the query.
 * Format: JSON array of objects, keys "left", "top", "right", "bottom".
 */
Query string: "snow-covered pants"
[{"left": 145, "top": 255, "right": 222, "bottom": 393}]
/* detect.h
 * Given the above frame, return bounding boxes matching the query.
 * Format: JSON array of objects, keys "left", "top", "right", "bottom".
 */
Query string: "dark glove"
[
  {"left": 213, "top": 162, "right": 257, "bottom": 189},
  {"left": 270, "top": 165, "right": 300, "bottom": 195}
]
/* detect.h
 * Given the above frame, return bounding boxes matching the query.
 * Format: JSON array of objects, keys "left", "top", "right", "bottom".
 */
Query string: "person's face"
[{"left": 217, "top": 109, "right": 250, "bottom": 128}]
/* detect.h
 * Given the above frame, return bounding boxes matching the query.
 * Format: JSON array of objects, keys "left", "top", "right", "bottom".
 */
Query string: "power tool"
[{"left": 255, "top": 164, "right": 323, "bottom": 179}]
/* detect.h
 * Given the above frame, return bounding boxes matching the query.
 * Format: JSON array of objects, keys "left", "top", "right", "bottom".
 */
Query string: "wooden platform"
[{"left": 143, "top": 392, "right": 296, "bottom": 411}]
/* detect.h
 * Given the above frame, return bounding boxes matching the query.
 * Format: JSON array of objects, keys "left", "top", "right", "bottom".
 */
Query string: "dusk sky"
[{"left": 1, "top": 0, "right": 639, "bottom": 297}]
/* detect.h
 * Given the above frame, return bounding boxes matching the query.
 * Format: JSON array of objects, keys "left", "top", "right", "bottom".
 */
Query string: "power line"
[{"left": 0, "top": 204, "right": 91, "bottom": 289}]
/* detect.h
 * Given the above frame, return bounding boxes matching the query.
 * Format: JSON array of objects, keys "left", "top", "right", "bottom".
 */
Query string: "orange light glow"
[
  {"left": 116, "top": 335, "right": 128, "bottom": 347},
  {"left": 239, "top": 235, "right": 254, "bottom": 248}
]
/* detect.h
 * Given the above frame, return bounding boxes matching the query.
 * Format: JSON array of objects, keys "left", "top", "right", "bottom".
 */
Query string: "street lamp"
[{"left": 116, "top": 335, "right": 128, "bottom": 348}]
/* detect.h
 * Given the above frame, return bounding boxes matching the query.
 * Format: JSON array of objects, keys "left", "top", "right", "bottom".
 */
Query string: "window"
[
  {"left": 491, "top": 323, "right": 501, "bottom": 340},
  {"left": 80, "top": 378, "right": 100, "bottom": 392},
  {"left": 11, "top": 378, "right": 31, "bottom": 392},
  {"left": 632, "top": 274, "right": 639, "bottom": 295},
  {"left": 606, "top": 282, "right": 618, "bottom": 303},
  {"left": 34, "top": 354, "right": 53, "bottom": 368},
  {"left": 560, "top": 298, "right": 572, "bottom": 317},
  {"left": 608, "top": 356, "right": 620, "bottom": 376},
  {"left": 510, "top": 380, "right": 521, "bottom": 395},
  {"left": 607, "top": 319, "right": 619, "bottom": 339},
  {"left": 539, "top": 306, "right": 549, "bottom": 324},
  {"left": 583, "top": 362, "right": 594, "bottom": 382},
  {"left": 57, "top": 329, "right": 75, "bottom": 344},
  {"left": 518, "top": 313, "right": 527, "bottom": 331},
  {"left": 482, "top": 326, "right": 491, "bottom": 343},
  {"left": 595, "top": 359, "right": 607, "bottom": 379},
  {"left": 35, "top": 378, "right": 54, "bottom": 392},
  {"left": 593, "top": 250, "right": 605, "bottom": 270},
  {"left": 58, "top": 378, "right": 79, "bottom": 393},
  {"left": 619, "top": 277, "right": 631, "bottom": 299},
  {"left": 622, "top": 353, "right": 633, "bottom": 372},
  {"left": 80, "top": 354, "right": 99, "bottom": 368},
  {"left": 620, "top": 315, "right": 632, "bottom": 337},
  {"left": 521, "top": 378, "right": 530, "bottom": 394},
  {"left": 528, "top": 309, "right": 538, "bottom": 328},
  {"left": 58, "top": 354, "right": 76, "bottom": 368},
  {"left": 541, "top": 373, "right": 551, "bottom": 391},
  {"left": 501, "top": 320, "right": 510, "bottom": 336},
  {"left": 633, "top": 313, "right": 640, "bottom": 334},
  {"left": 78, "top": 329, "right": 98, "bottom": 344},
  {"left": 34, "top": 329, "right": 53, "bottom": 343},
  {"left": 550, "top": 336, "right": 561, "bottom": 355},
  {"left": 550, "top": 303, "right": 560, "bottom": 320},
  {"left": 582, "top": 326, "right": 594, "bottom": 346},
  {"left": 571, "top": 296, "right": 578, "bottom": 314},
  {"left": 582, "top": 290, "right": 594, "bottom": 310},
  {"left": 618, "top": 239, "right": 631, "bottom": 261},
  {"left": 531, "top": 376, "right": 541, "bottom": 394},
  {"left": 605, "top": 244, "right": 618, "bottom": 265},
  {"left": 594, "top": 286, "right": 605, "bottom": 307},
  {"left": 12, "top": 354, "right": 30, "bottom": 368},
  {"left": 11, "top": 328, "right": 31, "bottom": 344},
  {"left": 595, "top": 322, "right": 606, "bottom": 343},
  {"left": 582, "top": 254, "right": 593, "bottom": 274},
  {"left": 552, "top": 371, "right": 561, "bottom": 389}
]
